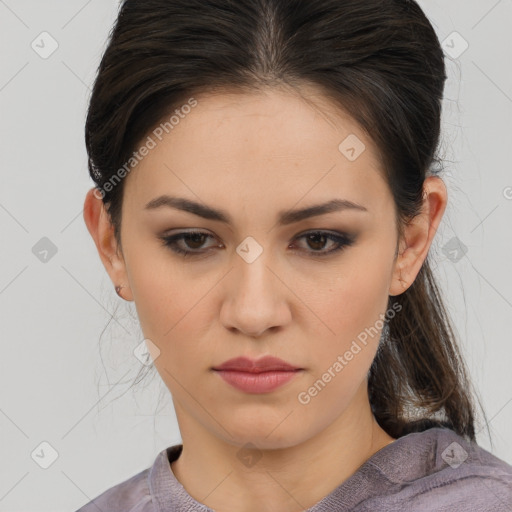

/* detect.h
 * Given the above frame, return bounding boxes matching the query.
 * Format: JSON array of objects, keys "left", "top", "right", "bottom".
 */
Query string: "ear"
[
  {"left": 83, "top": 188, "right": 134, "bottom": 301},
  {"left": 389, "top": 176, "right": 447, "bottom": 297}
]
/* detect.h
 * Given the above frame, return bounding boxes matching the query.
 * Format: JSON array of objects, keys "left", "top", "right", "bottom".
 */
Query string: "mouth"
[
  {"left": 212, "top": 355, "right": 302, "bottom": 372},
  {"left": 211, "top": 355, "right": 304, "bottom": 393},
  {"left": 212, "top": 367, "right": 303, "bottom": 393}
]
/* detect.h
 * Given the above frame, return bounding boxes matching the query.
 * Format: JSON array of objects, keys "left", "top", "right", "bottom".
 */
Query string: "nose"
[{"left": 219, "top": 250, "right": 291, "bottom": 338}]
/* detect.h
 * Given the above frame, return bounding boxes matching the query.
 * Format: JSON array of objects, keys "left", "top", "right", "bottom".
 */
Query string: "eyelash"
[{"left": 159, "top": 230, "right": 355, "bottom": 258}]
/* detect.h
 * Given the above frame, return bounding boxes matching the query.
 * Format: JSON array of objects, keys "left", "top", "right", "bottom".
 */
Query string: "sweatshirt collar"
[{"left": 148, "top": 428, "right": 456, "bottom": 511}]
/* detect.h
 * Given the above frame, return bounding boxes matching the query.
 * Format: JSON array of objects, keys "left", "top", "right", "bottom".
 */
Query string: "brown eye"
[
  {"left": 290, "top": 231, "right": 355, "bottom": 257},
  {"left": 160, "top": 231, "right": 220, "bottom": 257},
  {"left": 305, "top": 233, "right": 330, "bottom": 251},
  {"left": 159, "top": 230, "right": 355, "bottom": 259},
  {"left": 181, "top": 232, "right": 209, "bottom": 249}
]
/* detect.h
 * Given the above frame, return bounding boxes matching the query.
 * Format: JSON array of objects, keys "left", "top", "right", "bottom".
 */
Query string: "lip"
[
  {"left": 212, "top": 356, "right": 303, "bottom": 394},
  {"left": 214, "top": 370, "right": 302, "bottom": 393},
  {"left": 212, "top": 355, "right": 301, "bottom": 372}
]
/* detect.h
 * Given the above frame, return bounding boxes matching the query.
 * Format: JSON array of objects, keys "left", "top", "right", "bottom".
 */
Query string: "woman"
[{"left": 78, "top": 0, "right": 512, "bottom": 510}]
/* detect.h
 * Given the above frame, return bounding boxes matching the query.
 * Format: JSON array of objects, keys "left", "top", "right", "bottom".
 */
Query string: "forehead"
[
  {"left": 124, "top": 86, "right": 391, "bottom": 217},
  {"left": 166, "top": 85, "right": 377, "bottom": 159}
]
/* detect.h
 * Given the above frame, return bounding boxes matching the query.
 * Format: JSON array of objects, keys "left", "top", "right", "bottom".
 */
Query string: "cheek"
[
  {"left": 125, "top": 251, "right": 220, "bottom": 378},
  {"left": 295, "top": 253, "right": 392, "bottom": 405},
  {"left": 123, "top": 240, "right": 193, "bottom": 342},
  {"left": 134, "top": 277, "right": 211, "bottom": 349},
  {"left": 295, "top": 267, "right": 390, "bottom": 419},
  {"left": 304, "top": 253, "right": 391, "bottom": 344}
]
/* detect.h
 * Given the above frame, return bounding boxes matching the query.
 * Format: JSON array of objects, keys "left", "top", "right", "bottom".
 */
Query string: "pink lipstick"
[{"left": 212, "top": 356, "right": 303, "bottom": 393}]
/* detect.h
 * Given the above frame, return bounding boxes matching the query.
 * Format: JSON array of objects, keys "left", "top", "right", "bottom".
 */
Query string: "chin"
[{"left": 218, "top": 419, "right": 311, "bottom": 452}]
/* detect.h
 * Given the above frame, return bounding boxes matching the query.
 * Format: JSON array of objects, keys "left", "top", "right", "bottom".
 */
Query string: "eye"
[
  {"left": 159, "top": 230, "right": 355, "bottom": 258},
  {"left": 159, "top": 230, "right": 221, "bottom": 257},
  {"left": 289, "top": 231, "right": 355, "bottom": 257}
]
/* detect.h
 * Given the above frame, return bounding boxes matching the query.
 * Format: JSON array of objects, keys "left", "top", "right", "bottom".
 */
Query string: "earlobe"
[
  {"left": 83, "top": 188, "right": 133, "bottom": 301},
  {"left": 389, "top": 252, "right": 410, "bottom": 297}
]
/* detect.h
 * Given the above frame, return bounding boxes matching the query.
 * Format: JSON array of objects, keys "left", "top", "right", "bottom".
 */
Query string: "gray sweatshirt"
[{"left": 75, "top": 427, "right": 512, "bottom": 511}]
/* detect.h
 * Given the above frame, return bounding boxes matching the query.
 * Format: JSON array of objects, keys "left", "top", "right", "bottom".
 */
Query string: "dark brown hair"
[{"left": 85, "top": 0, "right": 488, "bottom": 443}]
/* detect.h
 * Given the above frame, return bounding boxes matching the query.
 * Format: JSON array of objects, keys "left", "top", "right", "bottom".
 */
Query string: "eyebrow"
[{"left": 144, "top": 195, "right": 368, "bottom": 225}]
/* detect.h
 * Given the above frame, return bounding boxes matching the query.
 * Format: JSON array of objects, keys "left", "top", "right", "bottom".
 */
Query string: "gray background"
[{"left": 0, "top": 1, "right": 511, "bottom": 510}]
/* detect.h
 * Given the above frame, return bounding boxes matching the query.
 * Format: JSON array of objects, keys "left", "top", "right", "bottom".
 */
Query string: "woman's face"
[{"left": 108, "top": 87, "right": 403, "bottom": 449}]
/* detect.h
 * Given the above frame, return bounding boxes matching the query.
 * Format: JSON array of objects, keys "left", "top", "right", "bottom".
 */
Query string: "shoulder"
[
  {"left": 364, "top": 427, "right": 512, "bottom": 511},
  {"left": 74, "top": 444, "right": 184, "bottom": 512},
  {"left": 74, "top": 452, "right": 161, "bottom": 512}
]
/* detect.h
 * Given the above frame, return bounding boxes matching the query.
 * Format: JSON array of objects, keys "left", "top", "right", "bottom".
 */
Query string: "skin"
[{"left": 83, "top": 84, "right": 447, "bottom": 512}]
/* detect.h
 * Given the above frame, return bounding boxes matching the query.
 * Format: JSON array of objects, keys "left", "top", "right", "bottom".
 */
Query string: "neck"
[{"left": 170, "top": 381, "right": 395, "bottom": 512}]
